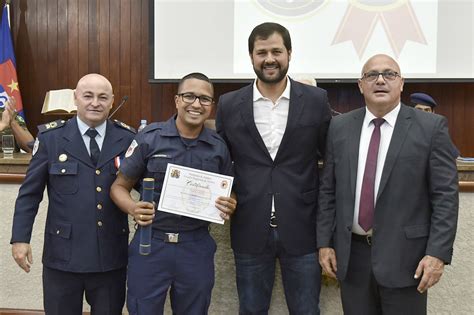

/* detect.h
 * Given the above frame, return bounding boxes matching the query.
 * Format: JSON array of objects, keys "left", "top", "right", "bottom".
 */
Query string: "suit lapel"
[
  {"left": 377, "top": 104, "right": 412, "bottom": 200},
  {"left": 62, "top": 118, "right": 95, "bottom": 168},
  {"left": 348, "top": 108, "right": 366, "bottom": 198},
  {"left": 239, "top": 84, "right": 272, "bottom": 160},
  {"left": 274, "top": 79, "right": 304, "bottom": 163}
]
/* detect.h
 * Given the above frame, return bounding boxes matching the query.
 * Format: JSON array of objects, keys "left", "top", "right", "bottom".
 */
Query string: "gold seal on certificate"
[{"left": 157, "top": 163, "right": 234, "bottom": 224}]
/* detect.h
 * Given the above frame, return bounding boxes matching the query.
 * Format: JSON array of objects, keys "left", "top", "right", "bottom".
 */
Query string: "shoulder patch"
[
  {"left": 113, "top": 119, "right": 136, "bottom": 133},
  {"left": 37, "top": 119, "right": 66, "bottom": 133}
]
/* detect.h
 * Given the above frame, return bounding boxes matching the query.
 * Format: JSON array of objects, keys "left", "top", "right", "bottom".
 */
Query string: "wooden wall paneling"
[
  {"left": 129, "top": 0, "right": 142, "bottom": 129},
  {"left": 108, "top": 0, "right": 121, "bottom": 121},
  {"left": 67, "top": 0, "right": 79, "bottom": 88},
  {"left": 88, "top": 0, "right": 98, "bottom": 73},
  {"left": 57, "top": 0, "right": 68, "bottom": 87},
  {"left": 140, "top": 0, "right": 152, "bottom": 124},
  {"left": 118, "top": 0, "right": 132, "bottom": 126},
  {"left": 77, "top": 0, "right": 89, "bottom": 78},
  {"left": 46, "top": 0, "right": 58, "bottom": 90},
  {"left": 461, "top": 84, "right": 474, "bottom": 157},
  {"left": 34, "top": 0, "right": 49, "bottom": 128},
  {"left": 98, "top": 0, "right": 110, "bottom": 79}
]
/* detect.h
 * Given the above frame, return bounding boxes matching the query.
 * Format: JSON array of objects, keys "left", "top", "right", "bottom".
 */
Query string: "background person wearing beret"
[
  {"left": 411, "top": 92, "right": 460, "bottom": 157},
  {"left": 411, "top": 92, "right": 437, "bottom": 113}
]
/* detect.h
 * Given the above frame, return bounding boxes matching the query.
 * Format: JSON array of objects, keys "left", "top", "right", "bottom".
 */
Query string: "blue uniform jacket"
[
  {"left": 120, "top": 116, "right": 232, "bottom": 232},
  {"left": 11, "top": 117, "right": 135, "bottom": 273}
]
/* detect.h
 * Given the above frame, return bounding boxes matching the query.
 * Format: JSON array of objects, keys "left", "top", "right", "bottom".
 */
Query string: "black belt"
[
  {"left": 152, "top": 228, "right": 209, "bottom": 243},
  {"left": 352, "top": 233, "right": 372, "bottom": 246}
]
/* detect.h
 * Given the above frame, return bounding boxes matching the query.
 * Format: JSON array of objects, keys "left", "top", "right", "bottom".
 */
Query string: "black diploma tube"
[{"left": 139, "top": 178, "right": 154, "bottom": 255}]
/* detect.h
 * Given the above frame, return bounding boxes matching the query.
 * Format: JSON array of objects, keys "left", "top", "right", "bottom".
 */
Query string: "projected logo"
[
  {"left": 332, "top": 0, "right": 427, "bottom": 58},
  {"left": 0, "top": 85, "right": 8, "bottom": 109},
  {"left": 254, "top": 0, "right": 328, "bottom": 17}
]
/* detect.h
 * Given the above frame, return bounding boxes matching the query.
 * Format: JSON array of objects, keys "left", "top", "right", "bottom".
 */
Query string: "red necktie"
[{"left": 359, "top": 118, "right": 385, "bottom": 232}]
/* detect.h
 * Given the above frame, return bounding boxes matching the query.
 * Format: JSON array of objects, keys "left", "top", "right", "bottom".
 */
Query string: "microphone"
[
  {"left": 139, "top": 178, "right": 155, "bottom": 255},
  {"left": 108, "top": 95, "right": 129, "bottom": 119}
]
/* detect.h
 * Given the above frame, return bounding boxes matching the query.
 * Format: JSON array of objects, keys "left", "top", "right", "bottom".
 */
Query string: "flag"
[{"left": 0, "top": 3, "right": 25, "bottom": 119}]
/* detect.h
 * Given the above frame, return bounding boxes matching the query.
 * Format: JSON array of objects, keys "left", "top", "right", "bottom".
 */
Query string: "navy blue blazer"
[
  {"left": 11, "top": 118, "right": 135, "bottom": 273},
  {"left": 216, "top": 79, "right": 332, "bottom": 255}
]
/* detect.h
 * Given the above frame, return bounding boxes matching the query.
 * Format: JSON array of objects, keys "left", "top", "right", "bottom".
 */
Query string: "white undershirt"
[
  {"left": 253, "top": 77, "right": 290, "bottom": 217},
  {"left": 352, "top": 104, "right": 400, "bottom": 235},
  {"left": 76, "top": 117, "right": 106, "bottom": 155}
]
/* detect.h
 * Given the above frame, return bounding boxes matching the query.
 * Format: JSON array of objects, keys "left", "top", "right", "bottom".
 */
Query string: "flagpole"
[{"left": 5, "top": 0, "right": 11, "bottom": 28}]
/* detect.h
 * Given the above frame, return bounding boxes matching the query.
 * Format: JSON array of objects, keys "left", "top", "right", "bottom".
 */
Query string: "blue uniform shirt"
[{"left": 120, "top": 116, "right": 232, "bottom": 231}]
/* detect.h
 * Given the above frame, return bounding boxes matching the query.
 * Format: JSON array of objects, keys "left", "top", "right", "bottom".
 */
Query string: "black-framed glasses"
[
  {"left": 177, "top": 93, "right": 214, "bottom": 106},
  {"left": 361, "top": 71, "right": 400, "bottom": 82}
]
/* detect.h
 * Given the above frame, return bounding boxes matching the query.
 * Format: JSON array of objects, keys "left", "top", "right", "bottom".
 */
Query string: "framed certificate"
[{"left": 157, "top": 163, "right": 234, "bottom": 224}]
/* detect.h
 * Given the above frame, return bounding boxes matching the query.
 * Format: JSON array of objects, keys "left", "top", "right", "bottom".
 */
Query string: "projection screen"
[{"left": 150, "top": 0, "right": 474, "bottom": 82}]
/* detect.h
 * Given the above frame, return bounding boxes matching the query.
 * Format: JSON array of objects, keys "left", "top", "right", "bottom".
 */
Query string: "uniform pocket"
[
  {"left": 46, "top": 222, "right": 72, "bottom": 262},
  {"left": 201, "top": 159, "right": 219, "bottom": 173},
  {"left": 49, "top": 162, "right": 79, "bottom": 194}
]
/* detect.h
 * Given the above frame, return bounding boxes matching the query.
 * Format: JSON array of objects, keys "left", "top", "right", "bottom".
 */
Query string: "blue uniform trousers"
[
  {"left": 127, "top": 227, "right": 216, "bottom": 315},
  {"left": 43, "top": 266, "right": 126, "bottom": 315}
]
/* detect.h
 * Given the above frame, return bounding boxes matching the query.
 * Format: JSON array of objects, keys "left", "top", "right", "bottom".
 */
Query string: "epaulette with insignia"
[
  {"left": 37, "top": 119, "right": 66, "bottom": 133},
  {"left": 113, "top": 119, "right": 136, "bottom": 133}
]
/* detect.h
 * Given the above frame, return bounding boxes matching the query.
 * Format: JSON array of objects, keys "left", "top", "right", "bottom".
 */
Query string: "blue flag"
[{"left": 0, "top": 3, "right": 25, "bottom": 119}]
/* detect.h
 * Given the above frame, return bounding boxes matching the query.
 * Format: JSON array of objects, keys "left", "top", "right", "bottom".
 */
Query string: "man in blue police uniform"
[
  {"left": 11, "top": 73, "right": 135, "bottom": 314},
  {"left": 110, "top": 72, "right": 237, "bottom": 315}
]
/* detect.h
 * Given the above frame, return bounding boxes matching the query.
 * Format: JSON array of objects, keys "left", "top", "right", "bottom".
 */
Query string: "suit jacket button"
[
  {"left": 97, "top": 221, "right": 103, "bottom": 227},
  {"left": 97, "top": 204, "right": 103, "bottom": 210},
  {"left": 56, "top": 230, "right": 60, "bottom": 234},
  {"left": 61, "top": 169, "right": 66, "bottom": 174},
  {"left": 96, "top": 169, "right": 101, "bottom": 175},
  {"left": 96, "top": 186, "right": 102, "bottom": 192}
]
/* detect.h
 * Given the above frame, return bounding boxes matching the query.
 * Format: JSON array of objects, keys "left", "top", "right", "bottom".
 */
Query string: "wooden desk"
[
  {"left": 457, "top": 160, "right": 474, "bottom": 192},
  {"left": 0, "top": 153, "right": 31, "bottom": 183},
  {"left": 1, "top": 154, "right": 473, "bottom": 189}
]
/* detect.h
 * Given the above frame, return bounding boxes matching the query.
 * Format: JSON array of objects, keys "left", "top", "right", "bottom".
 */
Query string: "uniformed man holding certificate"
[{"left": 110, "top": 72, "right": 237, "bottom": 315}]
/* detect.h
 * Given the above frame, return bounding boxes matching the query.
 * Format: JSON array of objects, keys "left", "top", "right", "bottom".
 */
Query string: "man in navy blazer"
[
  {"left": 317, "top": 54, "right": 459, "bottom": 314},
  {"left": 11, "top": 74, "right": 135, "bottom": 314},
  {"left": 216, "top": 22, "right": 331, "bottom": 314}
]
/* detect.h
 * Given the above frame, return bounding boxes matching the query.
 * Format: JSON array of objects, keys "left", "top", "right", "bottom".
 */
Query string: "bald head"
[
  {"left": 361, "top": 54, "right": 401, "bottom": 76},
  {"left": 74, "top": 73, "right": 114, "bottom": 127},
  {"left": 76, "top": 73, "right": 113, "bottom": 95}
]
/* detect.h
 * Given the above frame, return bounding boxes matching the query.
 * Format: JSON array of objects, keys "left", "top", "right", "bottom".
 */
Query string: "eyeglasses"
[
  {"left": 177, "top": 93, "right": 214, "bottom": 106},
  {"left": 361, "top": 71, "right": 400, "bottom": 82}
]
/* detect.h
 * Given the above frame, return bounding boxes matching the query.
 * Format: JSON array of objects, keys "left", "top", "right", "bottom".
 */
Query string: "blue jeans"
[{"left": 234, "top": 228, "right": 321, "bottom": 315}]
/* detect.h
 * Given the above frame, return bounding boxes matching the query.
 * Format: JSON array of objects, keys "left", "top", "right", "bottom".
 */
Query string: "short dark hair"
[
  {"left": 248, "top": 22, "right": 292, "bottom": 54},
  {"left": 178, "top": 72, "right": 214, "bottom": 94}
]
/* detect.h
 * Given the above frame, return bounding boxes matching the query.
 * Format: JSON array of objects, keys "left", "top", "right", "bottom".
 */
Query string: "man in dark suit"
[
  {"left": 216, "top": 22, "right": 331, "bottom": 314},
  {"left": 11, "top": 73, "right": 135, "bottom": 314},
  {"left": 317, "top": 54, "right": 459, "bottom": 314}
]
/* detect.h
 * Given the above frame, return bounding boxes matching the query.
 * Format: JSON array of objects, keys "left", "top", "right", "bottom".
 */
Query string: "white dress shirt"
[
  {"left": 76, "top": 117, "right": 106, "bottom": 156},
  {"left": 352, "top": 104, "right": 400, "bottom": 235},
  {"left": 253, "top": 77, "right": 291, "bottom": 217}
]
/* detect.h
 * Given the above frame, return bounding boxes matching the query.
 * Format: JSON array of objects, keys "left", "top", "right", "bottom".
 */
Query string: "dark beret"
[{"left": 410, "top": 92, "right": 437, "bottom": 108}]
